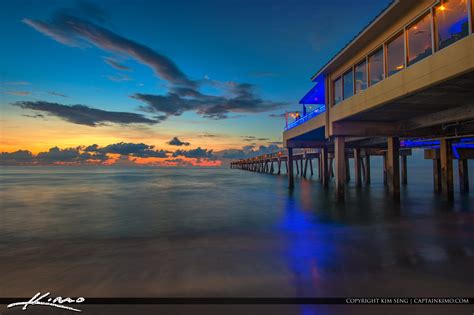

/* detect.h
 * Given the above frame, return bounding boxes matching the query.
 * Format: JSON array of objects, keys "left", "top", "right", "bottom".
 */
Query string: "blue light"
[
  {"left": 400, "top": 139, "right": 474, "bottom": 159},
  {"left": 299, "top": 75, "right": 326, "bottom": 105},
  {"left": 284, "top": 105, "right": 326, "bottom": 131}
]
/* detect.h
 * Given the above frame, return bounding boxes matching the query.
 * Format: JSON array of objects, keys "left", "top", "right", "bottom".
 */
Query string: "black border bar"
[{"left": 1, "top": 298, "right": 473, "bottom": 305}]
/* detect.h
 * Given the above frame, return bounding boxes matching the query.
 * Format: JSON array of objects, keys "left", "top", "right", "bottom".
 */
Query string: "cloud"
[
  {"left": 198, "top": 133, "right": 220, "bottom": 138},
  {"left": 132, "top": 82, "right": 286, "bottom": 120},
  {"left": 167, "top": 137, "right": 190, "bottom": 146},
  {"left": 173, "top": 147, "right": 214, "bottom": 159},
  {"left": 13, "top": 101, "right": 160, "bottom": 126},
  {"left": 0, "top": 150, "right": 35, "bottom": 165},
  {"left": 4, "top": 91, "right": 31, "bottom": 96},
  {"left": 48, "top": 91, "right": 68, "bottom": 97},
  {"left": 23, "top": 12, "right": 196, "bottom": 88},
  {"left": 104, "top": 57, "right": 130, "bottom": 71},
  {"left": 217, "top": 144, "right": 282, "bottom": 160},
  {"left": 104, "top": 73, "right": 133, "bottom": 82},
  {"left": 0, "top": 81, "right": 31, "bottom": 85},
  {"left": 165, "top": 158, "right": 193, "bottom": 166},
  {"left": 269, "top": 113, "right": 286, "bottom": 118},
  {"left": 23, "top": 7, "right": 285, "bottom": 122},
  {"left": 36, "top": 146, "right": 101, "bottom": 164},
  {"left": 85, "top": 142, "right": 168, "bottom": 158},
  {"left": 22, "top": 113, "right": 45, "bottom": 118},
  {"left": 241, "top": 136, "right": 270, "bottom": 142}
]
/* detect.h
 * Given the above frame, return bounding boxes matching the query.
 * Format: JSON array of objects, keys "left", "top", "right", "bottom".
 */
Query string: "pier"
[{"left": 232, "top": 0, "right": 474, "bottom": 202}]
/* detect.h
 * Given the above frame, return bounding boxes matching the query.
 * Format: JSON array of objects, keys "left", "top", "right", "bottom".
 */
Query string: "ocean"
[{"left": 0, "top": 157, "right": 473, "bottom": 314}]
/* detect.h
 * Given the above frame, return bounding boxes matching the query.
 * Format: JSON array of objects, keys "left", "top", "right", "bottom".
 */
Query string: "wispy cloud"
[
  {"left": 23, "top": 7, "right": 286, "bottom": 123},
  {"left": 48, "top": 91, "right": 68, "bottom": 97},
  {"left": 269, "top": 113, "right": 286, "bottom": 118},
  {"left": 23, "top": 12, "right": 196, "bottom": 88},
  {"left": 241, "top": 135, "right": 270, "bottom": 142},
  {"left": 104, "top": 73, "right": 133, "bottom": 82},
  {"left": 3, "top": 91, "right": 31, "bottom": 96},
  {"left": 0, "top": 81, "right": 31, "bottom": 86},
  {"left": 104, "top": 57, "right": 131, "bottom": 71},
  {"left": 132, "top": 82, "right": 286, "bottom": 120},
  {"left": 13, "top": 101, "right": 160, "bottom": 126}
]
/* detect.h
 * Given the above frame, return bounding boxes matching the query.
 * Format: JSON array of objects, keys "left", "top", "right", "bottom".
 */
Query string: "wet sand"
[{"left": 2, "top": 214, "right": 474, "bottom": 314}]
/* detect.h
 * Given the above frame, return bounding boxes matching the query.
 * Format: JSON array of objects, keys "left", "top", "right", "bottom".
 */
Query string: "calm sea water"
[{"left": 0, "top": 156, "right": 473, "bottom": 313}]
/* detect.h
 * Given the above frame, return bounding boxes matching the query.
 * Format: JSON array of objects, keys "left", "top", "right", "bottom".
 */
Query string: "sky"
[{"left": 0, "top": 0, "right": 391, "bottom": 166}]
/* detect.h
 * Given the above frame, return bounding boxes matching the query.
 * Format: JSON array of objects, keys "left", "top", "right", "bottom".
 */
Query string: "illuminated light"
[
  {"left": 438, "top": 5, "right": 446, "bottom": 11},
  {"left": 396, "top": 65, "right": 404, "bottom": 70},
  {"left": 284, "top": 105, "right": 326, "bottom": 131}
]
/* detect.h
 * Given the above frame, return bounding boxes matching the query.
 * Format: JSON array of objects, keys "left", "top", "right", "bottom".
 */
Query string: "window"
[
  {"left": 333, "top": 77, "right": 342, "bottom": 105},
  {"left": 434, "top": 0, "right": 469, "bottom": 50},
  {"left": 407, "top": 12, "right": 433, "bottom": 66},
  {"left": 386, "top": 32, "right": 405, "bottom": 76},
  {"left": 343, "top": 69, "right": 354, "bottom": 99},
  {"left": 355, "top": 59, "right": 367, "bottom": 93},
  {"left": 368, "top": 47, "right": 384, "bottom": 86}
]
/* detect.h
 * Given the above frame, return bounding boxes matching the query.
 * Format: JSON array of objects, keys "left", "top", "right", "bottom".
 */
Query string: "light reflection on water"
[{"left": 0, "top": 164, "right": 473, "bottom": 299}]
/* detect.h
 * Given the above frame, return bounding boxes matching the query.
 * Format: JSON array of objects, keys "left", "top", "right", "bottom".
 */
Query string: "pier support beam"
[
  {"left": 387, "top": 137, "right": 400, "bottom": 201},
  {"left": 383, "top": 153, "right": 387, "bottom": 186},
  {"left": 364, "top": 155, "right": 371, "bottom": 185},
  {"left": 440, "top": 139, "right": 454, "bottom": 201},
  {"left": 345, "top": 157, "right": 351, "bottom": 182},
  {"left": 288, "top": 148, "right": 294, "bottom": 189},
  {"left": 353, "top": 148, "right": 362, "bottom": 187},
  {"left": 433, "top": 158, "right": 441, "bottom": 193},
  {"left": 459, "top": 159, "right": 469, "bottom": 193},
  {"left": 335, "top": 136, "right": 345, "bottom": 201},
  {"left": 303, "top": 158, "right": 308, "bottom": 178},
  {"left": 401, "top": 155, "right": 407, "bottom": 185},
  {"left": 321, "top": 148, "right": 329, "bottom": 188}
]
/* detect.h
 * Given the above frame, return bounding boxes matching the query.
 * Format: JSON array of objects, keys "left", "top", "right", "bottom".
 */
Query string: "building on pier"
[
  {"left": 234, "top": 0, "right": 474, "bottom": 202},
  {"left": 282, "top": 0, "right": 474, "bottom": 201}
]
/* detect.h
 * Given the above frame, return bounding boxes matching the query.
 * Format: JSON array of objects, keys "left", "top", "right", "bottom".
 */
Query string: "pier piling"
[
  {"left": 335, "top": 136, "right": 346, "bottom": 201},
  {"left": 288, "top": 148, "right": 294, "bottom": 189},
  {"left": 440, "top": 139, "right": 454, "bottom": 201},
  {"left": 387, "top": 137, "right": 400, "bottom": 201},
  {"left": 353, "top": 148, "right": 362, "bottom": 188}
]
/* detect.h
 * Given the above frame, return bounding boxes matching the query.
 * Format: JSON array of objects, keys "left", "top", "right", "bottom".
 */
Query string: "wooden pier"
[{"left": 232, "top": 0, "right": 474, "bottom": 202}]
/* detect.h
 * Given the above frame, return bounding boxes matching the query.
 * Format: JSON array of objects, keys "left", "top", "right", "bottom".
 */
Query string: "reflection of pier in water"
[{"left": 232, "top": 0, "right": 474, "bottom": 202}]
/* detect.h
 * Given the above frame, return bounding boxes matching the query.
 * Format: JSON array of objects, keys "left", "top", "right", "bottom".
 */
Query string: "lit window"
[
  {"left": 333, "top": 77, "right": 342, "bottom": 105},
  {"left": 386, "top": 32, "right": 405, "bottom": 76},
  {"left": 434, "top": 0, "right": 469, "bottom": 50},
  {"left": 355, "top": 59, "right": 367, "bottom": 93},
  {"left": 407, "top": 11, "right": 433, "bottom": 66},
  {"left": 343, "top": 69, "right": 354, "bottom": 100},
  {"left": 368, "top": 47, "right": 384, "bottom": 86}
]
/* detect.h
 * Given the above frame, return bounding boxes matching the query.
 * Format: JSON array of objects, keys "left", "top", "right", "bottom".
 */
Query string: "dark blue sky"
[{"left": 0, "top": 0, "right": 391, "bottom": 162}]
